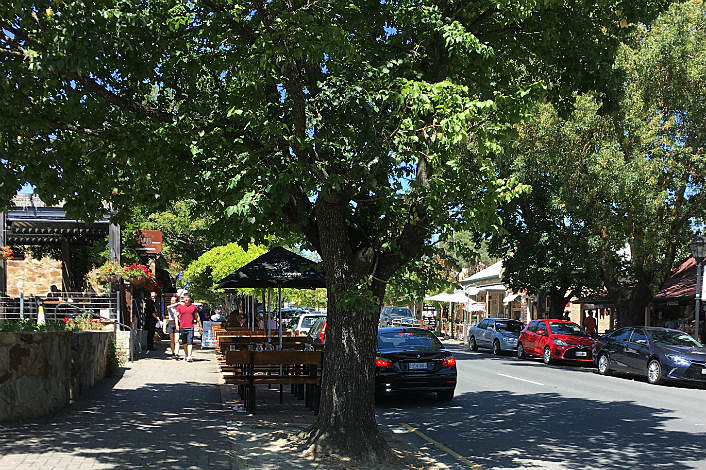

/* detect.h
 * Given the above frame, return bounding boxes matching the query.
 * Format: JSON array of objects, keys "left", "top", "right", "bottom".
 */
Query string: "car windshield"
[
  {"left": 378, "top": 330, "right": 442, "bottom": 350},
  {"left": 301, "top": 316, "right": 325, "bottom": 328},
  {"left": 389, "top": 308, "right": 414, "bottom": 318},
  {"left": 548, "top": 322, "right": 587, "bottom": 336},
  {"left": 496, "top": 321, "right": 523, "bottom": 333},
  {"left": 649, "top": 330, "right": 702, "bottom": 347}
]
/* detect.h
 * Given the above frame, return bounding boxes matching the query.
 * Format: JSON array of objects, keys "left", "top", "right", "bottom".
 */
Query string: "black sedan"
[
  {"left": 376, "top": 327, "right": 457, "bottom": 400},
  {"left": 594, "top": 327, "right": 706, "bottom": 386}
]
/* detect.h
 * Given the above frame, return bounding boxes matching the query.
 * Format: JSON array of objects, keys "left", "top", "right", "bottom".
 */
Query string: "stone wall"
[
  {"left": 6, "top": 257, "right": 63, "bottom": 297},
  {"left": 0, "top": 330, "right": 113, "bottom": 422}
]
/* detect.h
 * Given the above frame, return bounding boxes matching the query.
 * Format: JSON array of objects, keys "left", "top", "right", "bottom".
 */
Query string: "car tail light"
[
  {"left": 375, "top": 358, "right": 394, "bottom": 368},
  {"left": 442, "top": 356, "right": 456, "bottom": 367},
  {"left": 319, "top": 323, "right": 326, "bottom": 343}
]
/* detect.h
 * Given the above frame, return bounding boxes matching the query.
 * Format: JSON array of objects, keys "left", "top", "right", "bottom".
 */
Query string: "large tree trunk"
[
  {"left": 304, "top": 197, "right": 391, "bottom": 463},
  {"left": 547, "top": 289, "right": 568, "bottom": 319}
]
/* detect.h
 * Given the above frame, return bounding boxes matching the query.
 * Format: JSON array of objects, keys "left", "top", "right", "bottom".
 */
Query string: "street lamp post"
[{"left": 689, "top": 232, "right": 706, "bottom": 342}]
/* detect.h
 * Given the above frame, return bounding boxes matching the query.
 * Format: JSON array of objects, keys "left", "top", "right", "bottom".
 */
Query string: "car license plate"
[
  {"left": 409, "top": 362, "right": 427, "bottom": 370},
  {"left": 575, "top": 351, "right": 587, "bottom": 357},
  {"left": 701, "top": 368, "right": 706, "bottom": 374}
]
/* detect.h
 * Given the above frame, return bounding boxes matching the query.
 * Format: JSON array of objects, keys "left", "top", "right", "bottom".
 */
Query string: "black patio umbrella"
[{"left": 217, "top": 246, "right": 326, "bottom": 347}]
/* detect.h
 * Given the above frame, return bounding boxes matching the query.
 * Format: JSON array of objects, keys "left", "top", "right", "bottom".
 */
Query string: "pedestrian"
[
  {"left": 584, "top": 311, "right": 598, "bottom": 336},
  {"left": 176, "top": 293, "right": 202, "bottom": 362},
  {"left": 144, "top": 291, "right": 161, "bottom": 351},
  {"left": 237, "top": 310, "right": 247, "bottom": 327},
  {"left": 256, "top": 313, "right": 265, "bottom": 330},
  {"left": 166, "top": 295, "right": 181, "bottom": 357}
]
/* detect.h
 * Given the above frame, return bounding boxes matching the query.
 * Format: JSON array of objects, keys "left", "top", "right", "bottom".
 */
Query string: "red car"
[{"left": 517, "top": 319, "right": 595, "bottom": 364}]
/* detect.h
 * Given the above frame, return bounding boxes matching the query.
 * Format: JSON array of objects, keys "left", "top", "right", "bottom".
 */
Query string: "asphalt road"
[{"left": 377, "top": 343, "right": 706, "bottom": 470}]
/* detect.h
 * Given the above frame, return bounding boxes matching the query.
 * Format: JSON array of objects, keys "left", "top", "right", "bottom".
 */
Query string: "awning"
[
  {"left": 425, "top": 291, "right": 470, "bottom": 303},
  {"left": 503, "top": 293, "right": 519, "bottom": 303},
  {"left": 464, "top": 286, "right": 480, "bottom": 296},
  {"left": 477, "top": 283, "right": 507, "bottom": 291}
]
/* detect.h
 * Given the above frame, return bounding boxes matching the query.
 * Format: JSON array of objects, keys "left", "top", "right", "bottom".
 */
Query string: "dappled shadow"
[
  {"left": 377, "top": 389, "right": 706, "bottom": 470},
  {"left": 0, "top": 344, "right": 231, "bottom": 469}
]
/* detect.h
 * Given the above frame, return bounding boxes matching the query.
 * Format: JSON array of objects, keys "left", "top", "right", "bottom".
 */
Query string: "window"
[
  {"left": 378, "top": 329, "right": 442, "bottom": 350},
  {"left": 548, "top": 322, "right": 587, "bottom": 336},
  {"left": 630, "top": 329, "right": 648, "bottom": 344},
  {"left": 610, "top": 328, "right": 633, "bottom": 343},
  {"left": 477, "top": 320, "right": 488, "bottom": 329},
  {"left": 527, "top": 321, "right": 539, "bottom": 333}
]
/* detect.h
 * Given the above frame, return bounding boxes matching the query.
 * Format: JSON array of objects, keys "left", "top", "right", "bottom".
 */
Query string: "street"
[{"left": 377, "top": 344, "right": 706, "bottom": 470}]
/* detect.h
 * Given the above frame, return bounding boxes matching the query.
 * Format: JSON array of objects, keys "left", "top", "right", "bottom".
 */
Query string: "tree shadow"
[
  {"left": 0, "top": 379, "right": 232, "bottom": 469},
  {"left": 377, "top": 390, "right": 706, "bottom": 470}
]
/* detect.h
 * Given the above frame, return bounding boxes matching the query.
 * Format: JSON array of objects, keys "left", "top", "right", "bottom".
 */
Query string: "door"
[
  {"left": 605, "top": 328, "right": 633, "bottom": 370},
  {"left": 533, "top": 321, "right": 549, "bottom": 356},
  {"left": 477, "top": 319, "right": 490, "bottom": 347},
  {"left": 524, "top": 321, "right": 540, "bottom": 355},
  {"left": 624, "top": 328, "right": 651, "bottom": 373}
]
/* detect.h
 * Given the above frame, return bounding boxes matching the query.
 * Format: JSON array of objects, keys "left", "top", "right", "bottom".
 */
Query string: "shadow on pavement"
[
  {"left": 376, "top": 389, "right": 706, "bottom": 470},
  {"left": 0, "top": 347, "right": 231, "bottom": 470}
]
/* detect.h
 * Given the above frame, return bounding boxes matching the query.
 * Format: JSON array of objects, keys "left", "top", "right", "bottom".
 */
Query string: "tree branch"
[{"left": 62, "top": 71, "right": 174, "bottom": 123}]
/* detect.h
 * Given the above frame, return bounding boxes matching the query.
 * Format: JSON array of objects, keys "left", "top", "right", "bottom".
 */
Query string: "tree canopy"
[
  {"left": 1, "top": 0, "right": 670, "bottom": 462},
  {"left": 491, "top": 0, "right": 706, "bottom": 324}
]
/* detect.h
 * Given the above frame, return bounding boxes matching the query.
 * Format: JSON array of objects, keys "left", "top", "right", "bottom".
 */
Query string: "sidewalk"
[{"left": 0, "top": 341, "right": 233, "bottom": 470}]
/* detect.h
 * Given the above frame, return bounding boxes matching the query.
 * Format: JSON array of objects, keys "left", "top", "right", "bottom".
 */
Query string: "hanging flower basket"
[
  {"left": 122, "top": 263, "right": 155, "bottom": 289},
  {"left": 1, "top": 246, "right": 14, "bottom": 261},
  {"left": 97, "top": 261, "right": 122, "bottom": 283}
]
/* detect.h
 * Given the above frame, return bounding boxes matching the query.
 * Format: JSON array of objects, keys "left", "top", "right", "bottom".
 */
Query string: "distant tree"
[{"left": 183, "top": 243, "right": 267, "bottom": 305}]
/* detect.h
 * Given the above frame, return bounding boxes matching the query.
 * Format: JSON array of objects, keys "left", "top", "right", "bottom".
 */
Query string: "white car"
[{"left": 292, "top": 313, "right": 327, "bottom": 336}]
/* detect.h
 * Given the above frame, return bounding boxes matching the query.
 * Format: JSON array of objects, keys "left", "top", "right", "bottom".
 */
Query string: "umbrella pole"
[
  {"left": 278, "top": 285, "right": 283, "bottom": 403},
  {"left": 267, "top": 289, "right": 271, "bottom": 341}
]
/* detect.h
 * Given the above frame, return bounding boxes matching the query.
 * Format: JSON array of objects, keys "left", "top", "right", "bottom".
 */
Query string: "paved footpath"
[{"left": 0, "top": 342, "right": 233, "bottom": 470}]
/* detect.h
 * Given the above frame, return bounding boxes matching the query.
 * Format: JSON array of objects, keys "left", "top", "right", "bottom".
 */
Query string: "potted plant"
[
  {"left": 1, "top": 246, "right": 13, "bottom": 261},
  {"left": 96, "top": 261, "right": 122, "bottom": 283},
  {"left": 122, "top": 263, "right": 154, "bottom": 288}
]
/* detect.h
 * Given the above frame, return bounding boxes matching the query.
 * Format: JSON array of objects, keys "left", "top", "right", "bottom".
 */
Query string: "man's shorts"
[
  {"left": 166, "top": 321, "right": 177, "bottom": 334},
  {"left": 180, "top": 328, "right": 194, "bottom": 345}
]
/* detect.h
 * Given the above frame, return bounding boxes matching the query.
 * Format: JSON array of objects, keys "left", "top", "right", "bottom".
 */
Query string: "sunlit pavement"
[{"left": 377, "top": 343, "right": 706, "bottom": 470}]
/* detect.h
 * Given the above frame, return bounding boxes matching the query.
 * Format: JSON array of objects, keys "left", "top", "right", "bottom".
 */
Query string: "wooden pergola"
[{"left": 0, "top": 194, "right": 121, "bottom": 294}]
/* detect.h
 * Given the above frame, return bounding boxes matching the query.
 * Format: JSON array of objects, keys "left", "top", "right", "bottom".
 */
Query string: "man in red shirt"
[
  {"left": 583, "top": 312, "right": 598, "bottom": 337},
  {"left": 175, "top": 293, "right": 202, "bottom": 362}
]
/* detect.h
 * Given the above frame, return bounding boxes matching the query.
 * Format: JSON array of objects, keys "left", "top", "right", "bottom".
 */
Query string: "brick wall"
[{"left": 6, "top": 257, "right": 63, "bottom": 297}]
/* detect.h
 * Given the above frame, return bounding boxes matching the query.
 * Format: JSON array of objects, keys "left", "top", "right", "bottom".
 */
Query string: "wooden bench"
[{"left": 223, "top": 350, "right": 322, "bottom": 412}]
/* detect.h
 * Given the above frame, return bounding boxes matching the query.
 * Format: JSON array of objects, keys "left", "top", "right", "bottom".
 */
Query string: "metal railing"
[{"left": 0, "top": 291, "right": 119, "bottom": 322}]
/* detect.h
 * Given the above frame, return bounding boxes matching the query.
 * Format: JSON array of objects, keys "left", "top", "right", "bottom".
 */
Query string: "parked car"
[
  {"left": 593, "top": 327, "right": 706, "bottom": 385},
  {"left": 467, "top": 318, "right": 523, "bottom": 355},
  {"left": 379, "top": 306, "right": 421, "bottom": 328},
  {"left": 376, "top": 327, "right": 457, "bottom": 400},
  {"left": 517, "top": 319, "right": 595, "bottom": 364},
  {"left": 291, "top": 313, "right": 327, "bottom": 336},
  {"left": 308, "top": 317, "right": 327, "bottom": 345}
]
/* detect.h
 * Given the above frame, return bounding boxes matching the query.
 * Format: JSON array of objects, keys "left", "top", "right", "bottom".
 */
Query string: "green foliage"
[
  {"left": 183, "top": 243, "right": 268, "bottom": 305},
  {"left": 105, "top": 337, "right": 125, "bottom": 377},
  {"left": 283, "top": 288, "right": 327, "bottom": 310},
  {"left": 0, "top": 318, "right": 66, "bottom": 332}
]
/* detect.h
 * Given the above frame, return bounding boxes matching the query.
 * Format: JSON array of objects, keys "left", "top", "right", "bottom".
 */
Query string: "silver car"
[
  {"left": 467, "top": 318, "right": 524, "bottom": 355},
  {"left": 379, "top": 306, "right": 421, "bottom": 328}
]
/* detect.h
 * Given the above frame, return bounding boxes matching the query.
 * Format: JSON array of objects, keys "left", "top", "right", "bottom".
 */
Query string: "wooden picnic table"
[{"left": 222, "top": 349, "right": 322, "bottom": 412}]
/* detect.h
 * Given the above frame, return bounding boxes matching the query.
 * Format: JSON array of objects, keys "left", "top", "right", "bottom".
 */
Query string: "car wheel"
[
  {"left": 647, "top": 359, "right": 663, "bottom": 385},
  {"left": 597, "top": 353, "right": 611, "bottom": 375},
  {"left": 492, "top": 340, "right": 501, "bottom": 356},
  {"left": 469, "top": 337, "right": 478, "bottom": 352},
  {"left": 438, "top": 390, "right": 454, "bottom": 401},
  {"left": 543, "top": 347, "right": 552, "bottom": 365},
  {"left": 517, "top": 343, "right": 525, "bottom": 359}
]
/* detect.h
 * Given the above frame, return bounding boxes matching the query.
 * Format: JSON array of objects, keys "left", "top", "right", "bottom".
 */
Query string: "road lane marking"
[
  {"left": 497, "top": 373, "right": 544, "bottom": 386},
  {"left": 401, "top": 422, "right": 482, "bottom": 469}
]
